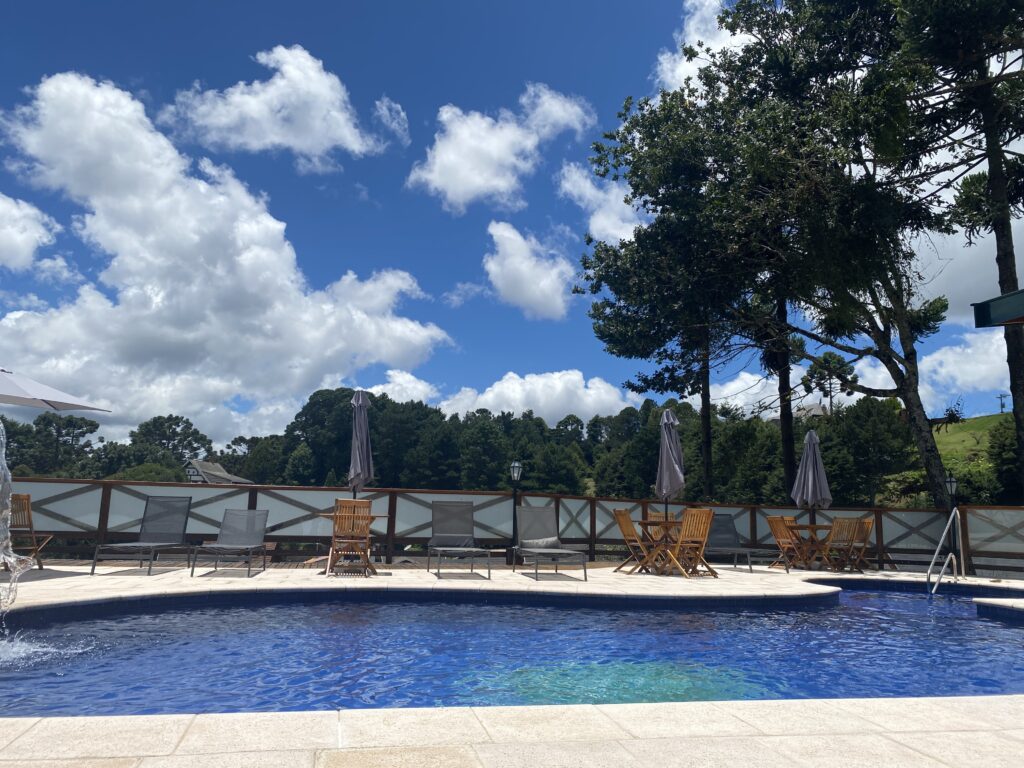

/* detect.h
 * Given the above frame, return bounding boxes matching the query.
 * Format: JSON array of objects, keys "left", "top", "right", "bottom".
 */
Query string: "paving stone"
[
  {"left": 174, "top": 712, "right": 337, "bottom": 754},
  {"left": 139, "top": 751, "right": 315, "bottom": 768},
  {"left": 0, "top": 715, "right": 192, "bottom": 760},
  {"left": 472, "top": 704, "right": 627, "bottom": 743},
  {"left": 317, "top": 745, "right": 482, "bottom": 768},
  {"left": 473, "top": 739, "right": 638, "bottom": 768},
  {"left": 714, "top": 698, "right": 884, "bottom": 735},
  {"left": 886, "top": 730, "right": 1024, "bottom": 767},
  {"left": 338, "top": 707, "right": 490, "bottom": 748}
]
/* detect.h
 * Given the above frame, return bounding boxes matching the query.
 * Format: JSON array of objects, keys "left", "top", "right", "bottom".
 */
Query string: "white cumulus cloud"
[
  {"left": 482, "top": 221, "right": 575, "bottom": 320},
  {"left": 373, "top": 95, "right": 410, "bottom": 147},
  {"left": 35, "top": 255, "right": 84, "bottom": 284},
  {"left": 407, "top": 83, "right": 595, "bottom": 213},
  {"left": 160, "top": 45, "right": 383, "bottom": 173},
  {"left": 557, "top": 162, "right": 640, "bottom": 243},
  {"left": 656, "top": 0, "right": 750, "bottom": 92},
  {"left": 442, "top": 281, "right": 488, "bottom": 308},
  {"left": 366, "top": 369, "right": 440, "bottom": 403},
  {"left": 1, "top": 71, "right": 449, "bottom": 441},
  {"left": 0, "top": 191, "right": 60, "bottom": 271},
  {"left": 439, "top": 370, "right": 641, "bottom": 424}
]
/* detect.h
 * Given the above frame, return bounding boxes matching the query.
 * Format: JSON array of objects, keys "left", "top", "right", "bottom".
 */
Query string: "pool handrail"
[{"left": 926, "top": 506, "right": 965, "bottom": 594}]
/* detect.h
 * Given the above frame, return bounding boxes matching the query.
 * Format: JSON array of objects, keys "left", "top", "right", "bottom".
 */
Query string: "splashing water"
[{"left": 1, "top": 421, "right": 33, "bottom": 615}]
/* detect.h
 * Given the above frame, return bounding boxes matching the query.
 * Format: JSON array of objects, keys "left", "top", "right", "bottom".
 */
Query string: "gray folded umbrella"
[
  {"left": 655, "top": 409, "right": 686, "bottom": 508},
  {"left": 791, "top": 430, "right": 832, "bottom": 521},
  {"left": 347, "top": 390, "right": 374, "bottom": 495}
]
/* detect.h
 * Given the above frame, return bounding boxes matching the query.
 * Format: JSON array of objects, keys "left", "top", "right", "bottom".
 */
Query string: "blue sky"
[{"left": 0, "top": 1, "right": 1016, "bottom": 441}]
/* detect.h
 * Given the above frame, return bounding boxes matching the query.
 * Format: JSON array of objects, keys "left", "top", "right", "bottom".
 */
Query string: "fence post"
[
  {"left": 385, "top": 491, "right": 397, "bottom": 564},
  {"left": 247, "top": 487, "right": 259, "bottom": 510},
  {"left": 959, "top": 506, "right": 975, "bottom": 576},
  {"left": 96, "top": 481, "right": 112, "bottom": 545},
  {"left": 641, "top": 499, "right": 649, "bottom": 520},
  {"left": 589, "top": 497, "right": 597, "bottom": 561},
  {"left": 873, "top": 509, "right": 885, "bottom": 570}
]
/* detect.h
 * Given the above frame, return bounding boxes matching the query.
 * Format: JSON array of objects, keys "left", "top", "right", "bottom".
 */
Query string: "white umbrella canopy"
[{"left": 0, "top": 368, "right": 109, "bottom": 412}]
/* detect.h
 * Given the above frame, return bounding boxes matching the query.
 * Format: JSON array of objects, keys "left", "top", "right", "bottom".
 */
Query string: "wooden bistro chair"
[
  {"left": 326, "top": 499, "right": 375, "bottom": 577},
  {"left": 8, "top": 494, "right": 52, "bottom": 570},
  {"left": 850, "top": 518, "right": 875, "bottom": 572},
  {"left": 674, "top": 507, "right": 718, "bottom": 578},
  {"left": 823, "top": 517, "right": 860, "bottom": 572},
  {"left": 767, "top": 516, "right": 810, "bottom": 572},
  {"left": 612, "top": 508, "right": 651, "bottom": 574}
]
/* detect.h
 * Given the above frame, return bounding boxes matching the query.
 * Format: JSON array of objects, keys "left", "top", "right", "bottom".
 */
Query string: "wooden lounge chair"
[
  {"left": 767, "top": 515, "right": 810, "bottom": 572},
  {"left": 8, "top": 494, "right": 52, "bottom": 570},
  {"left": 326, "top": 499, "right": 375, "bottom": 577},
  {"left": 612, "top": 508, "right": 651, "bottom": 574},
  {"left": 674, "top": 507, "right": 717, "bottom": 578}
]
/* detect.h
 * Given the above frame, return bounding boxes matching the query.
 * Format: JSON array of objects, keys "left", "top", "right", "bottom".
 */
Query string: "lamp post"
[
  {"left": 508, "top": 459, "right": 523, "bottom": 565},
  {"left": 945, "top": 470, "right": 959, "bottom": 558}
]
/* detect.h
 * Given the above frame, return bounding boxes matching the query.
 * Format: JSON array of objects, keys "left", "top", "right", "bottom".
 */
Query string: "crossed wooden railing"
[{"left": 10, "top": 476, "right": 1024, "bottom": 575}]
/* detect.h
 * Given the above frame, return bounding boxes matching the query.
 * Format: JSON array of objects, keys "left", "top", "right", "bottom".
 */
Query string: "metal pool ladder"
[{"left": 926, "top": 506, "right": 965, "bottom": 595}]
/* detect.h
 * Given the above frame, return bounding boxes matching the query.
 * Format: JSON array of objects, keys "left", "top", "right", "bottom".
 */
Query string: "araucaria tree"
[{"left": 581, "top": 0, "right": 962, "bottom": 504}]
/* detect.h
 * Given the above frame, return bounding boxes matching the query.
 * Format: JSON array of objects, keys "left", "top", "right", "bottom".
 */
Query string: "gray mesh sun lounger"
[
  {"left": 91, "top": 495, "right": 191, "bottom": 575},
  {"left": 190, "top": 508, "right": 269, "bottom": 577},
  {"left": 426, "top": 501, "right": 492, "bottom": 578},
  {"left": 705, "top": 512, "right": 775, "bottom": 571},
  {"left": 513, "top": 506, "right": 587, "bottom": 581}
]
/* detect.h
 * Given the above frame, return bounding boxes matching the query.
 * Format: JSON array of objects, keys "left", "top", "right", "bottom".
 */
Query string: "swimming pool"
[{"left": 2, "top": 589, "right": 1022, "bottom": 716}]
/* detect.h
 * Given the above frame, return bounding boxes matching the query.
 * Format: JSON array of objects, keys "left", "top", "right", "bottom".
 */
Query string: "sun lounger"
[
  {"left": 426, "top": 500, "right": 493, "bottom": 578},
  {"left": 513, "top": 505, "right": 587, "bottom": 581},
  {"left": 190, "top": 508, "right": 269, "bottom": 577},
  {"left": 705, "top": 512, "right": 756, "bottom": 572},
  {"left": 91, "top": 495, "right": 191, "bottom": 575}
]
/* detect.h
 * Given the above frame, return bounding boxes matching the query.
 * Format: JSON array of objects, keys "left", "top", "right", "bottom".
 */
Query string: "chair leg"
[
  {"left": 91, "top": 545, "right": 101, "bottom": 575},
  {"left": 486, "top": 551, "right": 491, "bottom": 579},
  {"left": 746, "top": 552, "right": 753, "bottom": 573},
  {"left": 147, "top": 547, "right": 156, "bottom": 575},
  {"left": 190, "top": 548, "right": 197, "bottom": 577},
  {"left": 582, "top": 556, "right": 588, "bottom": 581}
]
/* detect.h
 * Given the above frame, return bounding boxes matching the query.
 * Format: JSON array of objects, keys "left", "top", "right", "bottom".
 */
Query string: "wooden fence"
[{"left": 11, "top": 477, "right": 1024, "bottom": 576}]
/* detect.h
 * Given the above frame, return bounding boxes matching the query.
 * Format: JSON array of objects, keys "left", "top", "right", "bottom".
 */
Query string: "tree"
[
  {"left": 801, "top": 352, "right": 859, "bottom": 414},
  {"left": 988, "top": 417, "right": 1021, "bottom": 502},
  {"left": 284, "top": 442, "right": 316, "bottom": 486},
  {"left": 28, "top": 413, "right": 99, "bottom": 475},
  {"left": 130, "top": 415, "right": 212, "bottom": 464},
  {"left": 459, "top": 411, "right": 510, "bottom": 490}
]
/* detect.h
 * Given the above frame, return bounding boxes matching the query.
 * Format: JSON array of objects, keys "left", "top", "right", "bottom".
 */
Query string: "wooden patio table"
[
  {"left": 789, "top": 523, "right": 832, "bottom": 569},
  {"left": 635, "top": 519, "right": 693, "bottom": 576}
]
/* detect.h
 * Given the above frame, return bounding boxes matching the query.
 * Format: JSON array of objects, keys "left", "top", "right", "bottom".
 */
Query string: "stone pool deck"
[{"left": 3, "top": 563, "right": 1024, "bottom": 767}]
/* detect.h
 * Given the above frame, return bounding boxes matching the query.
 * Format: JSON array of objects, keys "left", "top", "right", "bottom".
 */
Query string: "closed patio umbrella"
[
  {"left": 347, "top": 390, "right": 374, "bottom": 498},
  {"left": 791, "top": 430, "right": 832, "bottom": 525},
  {"left": 655, "top": 409, "right": 686, "bottom": 515}
]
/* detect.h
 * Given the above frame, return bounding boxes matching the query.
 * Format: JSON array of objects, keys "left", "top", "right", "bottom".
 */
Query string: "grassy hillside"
[{"left": 933, "top": 412, "right": 1011, "bottom": 463}]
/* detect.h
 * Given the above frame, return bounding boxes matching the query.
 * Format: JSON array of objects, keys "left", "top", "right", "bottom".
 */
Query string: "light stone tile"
[
  {"left": 619, "top": 735, "right": 789, "bottom": 768},
  {"left": 139, "top": 751, "right": 315, "bottom": 768},
  {"left": 0, "top": 760, "right": 139, "bottom": 768},
  {"left": 1001, "top": 729, "right": 1024, "bottom": 743},
  {"left": 826, "top": 697, "right": 995, "bottom": 733},
  {"left": 0, "top": 716, "right": 193, "bottom": 760},
  {"left": 886, "top": 730, "right": 1024, "bottom": 767},
  {"left": 713, "top": 698, "right": 884, "bottom": 735},
  {"left": 760, "top": 733, "right": 948, "bottom": 767},
  {"left": 596, "top": 701, "right": 760, "bottom": 739},
  {"left": 338, "top": 707, "right": 490, "bottom": 748},
  {"left": 473, "top": 739, "right": 638, "bottom": 768},
  {"left": 174, "top": 712, "right": 337, "bottom": 755},
  {"left": 0, "top": 719, "right": 39, "bottom": 751},
  {"left": 316, "top": 745, "right": 482, "bottom": 768},
  {"left": 911, "top": 694, "right": 1024, "bottom": 730},
  {"left": 472, "top": 704, "right": 627, "bottom": 743}
]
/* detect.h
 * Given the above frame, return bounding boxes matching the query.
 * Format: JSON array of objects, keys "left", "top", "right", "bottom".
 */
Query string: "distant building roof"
[
  {"left": 184, "top": 459, "right": 253, "bottom": 485},
  {"left": 795, "top": 402, "right": 828, "bottom": 418}
]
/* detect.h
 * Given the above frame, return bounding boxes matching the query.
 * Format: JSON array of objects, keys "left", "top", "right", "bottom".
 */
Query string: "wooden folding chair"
[
  {"left": 767, "top": 516, "right": 810, "bottom": 571},
  {"left": 822, "top": 518, "right": 860, "bottom": 571},
  {"left": 612, "top": 509, "right": 651, "bottom": 574},
  {"left": 675, "top": 507, "right": 717, "bottom": 578},
  {"left": 326, "top": 499, "right": 375, "bottom": 577},
  {"left": 8, "top": 494, "right": 52, "bottom": 570},
  {"left": 850, "top": 518, "right": 874, "bottom": 572}
]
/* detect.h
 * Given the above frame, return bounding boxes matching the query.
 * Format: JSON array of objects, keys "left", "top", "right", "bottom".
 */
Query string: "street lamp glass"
[
  {"left": 510, "top": 460, "right": 523, "bottom": 482},
  {"left": 945, "top": 472, "right": 957, "bottom": 498}
]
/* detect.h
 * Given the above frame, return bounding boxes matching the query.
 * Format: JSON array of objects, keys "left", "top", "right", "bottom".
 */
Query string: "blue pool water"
[{"left": 1, "top": 590, "right": 1023, "bottom": 716}]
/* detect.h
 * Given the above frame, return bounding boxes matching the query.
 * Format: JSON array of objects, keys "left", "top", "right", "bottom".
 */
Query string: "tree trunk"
[
  {"left": 775, "top": 299, "right": 797, "bottom": 497},
  {"left": 899, "top": 372, "right": 951, "bottom": 509},
  {"left": 977, "top": 76, "right": 1024, "bottom": 496},
  {"left": 699, "top": 333, "right": 714, "bottom": 500}
]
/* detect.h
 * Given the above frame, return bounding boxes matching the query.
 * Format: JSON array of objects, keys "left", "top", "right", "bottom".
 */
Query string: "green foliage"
[
  {"left": 106, "top": 462, "right": 186, "bottom": 482},
  {"left": 284, "top": 442, "right": 317, "bottom": 486},
  {"left": 801, "top": 352, "right": 858, "bottom": 413},
  {"left": 130, "top": 415, "right": 212, "bottom": 464},
  {"left": 988, "top": 417, "right": 1021, "bottom": 502}
]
